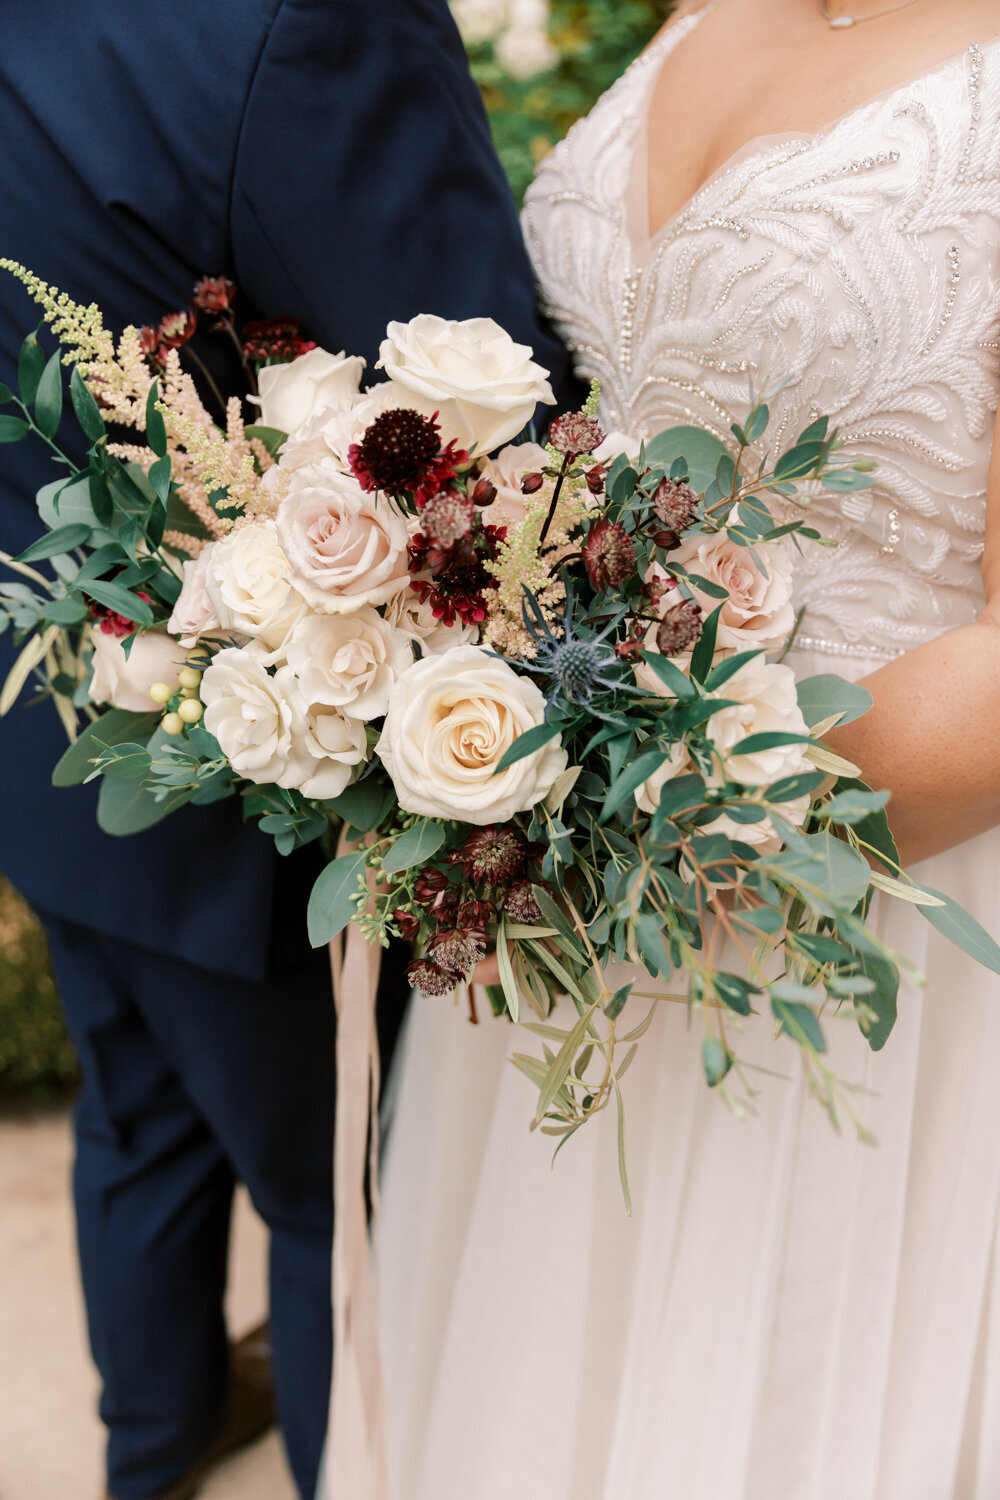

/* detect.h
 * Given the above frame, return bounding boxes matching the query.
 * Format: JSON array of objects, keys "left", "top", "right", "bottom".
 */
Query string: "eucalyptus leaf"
[
  {"left": 52, "top": 708, "right": 159, "bottom": 786},
  {"left": 915, "top": 884, "right": 1000, "bottom": 975},
  {"left": 307, "top": 849, "right": 368, "bottom": 947},
  {"left": 771, "top": 995, "right": 827, "bottom": 1053},
  {"left": 97, "top": 777, "right": 191, "bottom": 835},
  {"left": 494, "top": 720, "right": 564, "bottom": 774},
  {"left": 381, "top": 819, "right": 446, "bottom": 875},
  {"left": 796, "top": 675, "right": 874, "bottom": 729},
  {"left": 642, "top": 425, "right": 729, "bottom": 494},
  {"left": 702, "top": 1037, "right": 733, "bottom": 1087}
]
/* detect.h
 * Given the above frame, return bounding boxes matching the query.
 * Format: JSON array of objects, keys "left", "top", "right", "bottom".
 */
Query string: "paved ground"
[{"left": 0, "top": 1107, "right": 297, "bottom": 1500}]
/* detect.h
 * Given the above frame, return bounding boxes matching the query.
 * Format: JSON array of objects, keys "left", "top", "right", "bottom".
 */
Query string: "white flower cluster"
[
  {"left": 136, "top": 315, "right": 564, "bottom": 820},
  {"left": 451, "top": 0, "right": 559, "bottom": 80}
]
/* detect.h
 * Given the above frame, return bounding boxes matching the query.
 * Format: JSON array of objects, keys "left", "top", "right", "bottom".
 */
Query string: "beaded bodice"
[{"left": 522, "top": 16, "right": 1000, "bottom": 659}]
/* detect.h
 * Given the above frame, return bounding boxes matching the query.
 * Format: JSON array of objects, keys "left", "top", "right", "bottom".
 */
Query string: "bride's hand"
[{"left": 471, "top": 950, "right": 502, "bottom": 987}]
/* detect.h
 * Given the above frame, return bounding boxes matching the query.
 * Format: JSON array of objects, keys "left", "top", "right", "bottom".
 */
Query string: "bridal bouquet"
[{"left": 3, "top": 261, "right": 998, "bottom": 1200}]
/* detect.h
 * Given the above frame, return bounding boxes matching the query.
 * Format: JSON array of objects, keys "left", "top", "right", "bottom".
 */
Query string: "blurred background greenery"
[{"left": 0, "top": 0, "right": 667, "bottom": 1094}]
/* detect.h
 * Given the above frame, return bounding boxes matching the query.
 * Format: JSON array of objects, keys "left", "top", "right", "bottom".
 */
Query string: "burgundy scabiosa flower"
[
  {"left": 582, "top": 518, "right": 636, "bottom": 592},
  {"left": 548, "top": 412, "right": 605, "bottom": 460},
  {"left": 349, "top": 408, "right": 468, "bottom": 505}
]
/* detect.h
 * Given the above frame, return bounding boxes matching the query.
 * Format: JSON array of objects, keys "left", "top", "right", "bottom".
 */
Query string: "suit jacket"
[{"left": 0, "top": 0, "right": 572, "bottom": 979}]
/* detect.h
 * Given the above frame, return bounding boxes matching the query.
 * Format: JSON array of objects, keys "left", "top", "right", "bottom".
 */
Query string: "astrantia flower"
[
  {"left": 427, "top": 927, "right": 488, "bottom": 977},
  {"left": 548, "top": 412, "right": 605, "bottom": 459},
  {"left": 503, "top": 881, "right": 544, "bottom": 925},
  {"left": 421, "top": 489, "right": 475, "bottom": 550},
  {"left": 656, "top": 598, "right": 703, "bottom": 656},
  {"left": 413, "top": 868, "right": 449, "bottom": 905},
  {"left": 243, "top": 316, "right": 317, "bottom": 366},
  {"left": 582, "top": 518, "right": 635, "bottom": 592},
  {"left": 407, "top": 959, "right": 455, "bottom": 998},
  {"left": 457, "top": 899, "right": 497, "bottom": 929},
  {"left": 458, "top": 824, "right": 529, "bottom": 885},
  {"left": 393, "top": 909, "right": 421, "bottom": 944},
  {"left": 653, "top": 477, "right": 700, "bottom": 533}
]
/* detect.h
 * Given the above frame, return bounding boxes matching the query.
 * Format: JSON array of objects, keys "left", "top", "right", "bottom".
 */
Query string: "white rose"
[
  {"left": 634, "top": 739, "right": 692, "bottom": 816},
  {"left": 384, "top": 587, "right": 479, "bottom": 654},
  {"left": 89, "top": 627, "right": 187, "bottom": 713},
  {"left": 495, "top": 23, "right": 559, "bottom": 80},
  {"left": 667, "top": 509, "right": 795, "bottom": 651},
  {"left": 284, "top": 606, "right": 413, "bottom": 721},
  {"left": 201, "top": 648, "right": 302, "bottom": 787},
  {"left": 378, "top": 314, "right": 555, "bottom": 456},
  {"left": 252, "top": 348, "right": 366, "bottom": 437},
  {"left": 276, "top": 464, "right": 411, "bottom": 613},
  {"left": 476, "top": 440, "right": 550, "bottom": 529},
  {"left": 705, "top": 657, "right": 811, "bottom": 786},
  {"left": 167, "top": 545, "right": 220, "bottom": 647},
  {"left": 376, "top": 644, "right": 567, "bottom": 823},
  {"left": 278, "top": 383, "right": 417, "bottom": 475},
  {"left": 205, "top": 522, "right": 298, "bottom": 644},
  {"left": 282, "top": 684, "right": 370, "bottom": 801}
]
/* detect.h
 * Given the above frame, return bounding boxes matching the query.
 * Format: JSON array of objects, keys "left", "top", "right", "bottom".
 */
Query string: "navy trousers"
[{"left": 39, "top": 887, "right": 408, "bottom": 1500}]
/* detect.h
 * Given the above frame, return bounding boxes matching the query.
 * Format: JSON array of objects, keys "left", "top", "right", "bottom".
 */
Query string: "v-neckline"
[{"left": 629, "top": 10, "right": 1000, "bottom": 258}]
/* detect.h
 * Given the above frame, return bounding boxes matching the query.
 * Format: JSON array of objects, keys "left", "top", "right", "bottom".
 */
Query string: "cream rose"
[
  {"left": 201, "top": 649, "right": 303, "bottom": 786},
  {"left": 376, "top": 645, "right": 567, "bottom": 823},
  {"left": 666, "top": 509, "right": 795, "bottom": 651},
  {"left": 204, "top": 522, "right": 299, "bottom": 646},
  {"left": 282, "top": 685, "right": 370, "bottom": 801},
  {"left": 475, "top": 440, "right": 550, "bottom": 529},
  {"left": 495, "top": 23, "right": 560, "bottom": 80},
  {"left": 705, "top": 657, "right": 811, "bottom": 786},
  {"left": 276, "top": 464, "right": 410, "bottom": 613},
  {"left": 634, "top": 739, "right": 692, "bottom": 816},
  {"left": 384, "top": 587, "right": 479, "bottom": 655},
  {"left": 89, "top": 627, "right": 187, "bottom": 713},
  {"left": 284, "top": 606, "right": 413, "bottom": 721},
  {"left": 167, "top": 544, "right": 221, "bottom": 647},
  {"left": 378, "top": 314, "right": 555, "bottom": 456},
  {"left": 253, "top": 348, "right": 366, "bottom": 437}
]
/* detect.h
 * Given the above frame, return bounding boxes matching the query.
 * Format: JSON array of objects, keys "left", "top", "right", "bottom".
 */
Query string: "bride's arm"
[{"left": 825, "top": 401, "right": 1000, "bottom": 866}]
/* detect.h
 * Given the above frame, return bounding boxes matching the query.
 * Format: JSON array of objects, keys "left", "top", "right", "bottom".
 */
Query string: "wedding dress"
[{"left": 377, "top": 14, "right": 1000, "bottom": 1498}]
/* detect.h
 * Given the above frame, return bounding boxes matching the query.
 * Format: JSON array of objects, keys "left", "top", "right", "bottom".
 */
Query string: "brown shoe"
[{"left": 105, "top": 1321, "right": 277, "bottom": 1500}]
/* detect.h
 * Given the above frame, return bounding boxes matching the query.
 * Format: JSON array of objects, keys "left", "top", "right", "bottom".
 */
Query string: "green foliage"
[
  {"left": 0, "top": 879, "right": 77, "bottom": 1095},
  {"left": 470, "top": 0, "right": 669, "bottom": 203}
]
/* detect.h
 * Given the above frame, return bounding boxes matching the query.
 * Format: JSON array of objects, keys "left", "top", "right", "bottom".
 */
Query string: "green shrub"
[
  {"left": 469, "top": 0, "right": 669, "bottom": 202},
  {"left": 0, "top": 878, "right": 77, "bottom": 1095}
]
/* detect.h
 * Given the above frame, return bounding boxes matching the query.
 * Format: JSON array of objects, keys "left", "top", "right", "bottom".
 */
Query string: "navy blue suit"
[{"left": 0, "top": 4, "right": 571, "bottom": 1495}]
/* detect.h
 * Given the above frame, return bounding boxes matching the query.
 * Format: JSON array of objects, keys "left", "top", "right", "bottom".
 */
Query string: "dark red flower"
[
  {"left": 656, "top": 598, "right": 703, "bottom": 656},
  {"left": 243, "top": 316, "right": 312, "bottom": 366},
  {"left": 407, "top": 959, "right": 456, "bottom": 998},
  {"left": 503, "top": 881, "right": 545, "bottom": 925},
  {"left": 413, "top": 868, "right": 449, "bottom": 905},
  {"left": 520, "top": 471, "right": 545, "bottom": 495},
  {"left": 157, "top": 310, "right": 197, "bottom": 350},
  {"left": 652, "top": 477, "right": 699, "bottom": 533},
  {"left": 427, "top": 927, "right": 488, "bottom": 978},
  {"left": 471, "top": 477, "right": 497, "bottom": 507},
  {"left": 138, "top": 325, "right": 166, "bottom": 369},
  {"left": 192, "top": 276, "right": 237, "bottom": 315},
  {"left": 349, "top": 408, "right": 469, "bottom": 506},
  {"left": 408, "top": 518, "right": 505, "bottom": 628},
  {"left": 585, "top": 463, "right": 607, "bottom": 496},
  {"left": 652, "top": 529, "right": 681, "bottom": 552},
  {"left": 457, "top": 899, "right": 497, "bottom": 929},
  {"left": 458, "top": 825, "right": 529, "bottom": 886},
  {"left": 393, "top": 909, "right": 421, "bottom": 943},
  {"left": 582, "top": 518, "right": 636, "bottom": 592},
  {"left": 548, "top": 412, "right": 605, "bottom": 459}
]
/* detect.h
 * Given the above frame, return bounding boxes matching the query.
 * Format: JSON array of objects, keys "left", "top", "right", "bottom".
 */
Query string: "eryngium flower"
[
  {"left": 407, "top": 958, "right": 455, "bottom": 997},
  {"left": 653, "top": 477, "right": 700, "bottom": 532},
  {"left": 548, "top": 412, "right": 605, "bottom": 459},
  {"left": 582, "top": 518, "right": 636, "bottom": 592},
  {"left": 546, "top": 637, "right": 617, "bottom": 703},
  {"left": 656, "top": 598, "right": 703, "bottom": 655},
  {"left": 427, "top": 927, "right": 488, "bottom": 977},
  {"left": 503, "top": 881, "right": 544, "bottom": 925},
  {"left": 458, "top": 824, "right": 529, "bottom": 885},
  {"left": 350, "top": 408, "right": 441, "bottom": 495}
]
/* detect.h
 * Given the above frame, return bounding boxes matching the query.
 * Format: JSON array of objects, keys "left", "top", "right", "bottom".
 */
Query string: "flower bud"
[
  {"left": 471, "top": 477, "right": 497, "bottom": 507},
  {"left": 585, "top": 464, "right": 607, "bottom": 496},
  {"left": 520, "top": 471, "right": 545, "bottom": 495}
]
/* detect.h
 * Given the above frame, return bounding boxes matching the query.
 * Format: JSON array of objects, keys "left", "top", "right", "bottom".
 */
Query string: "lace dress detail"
[{"left": 523, "top": 24, "right": 1000, "bottom": 660}]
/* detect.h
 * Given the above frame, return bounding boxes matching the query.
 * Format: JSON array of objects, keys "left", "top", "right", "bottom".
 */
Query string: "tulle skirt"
[{"left": 377, "top": 650, "right": 1000, "bottom": 1500}]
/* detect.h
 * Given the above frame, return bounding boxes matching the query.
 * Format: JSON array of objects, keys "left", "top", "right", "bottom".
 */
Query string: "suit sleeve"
[{"left": 230, "top": 0, "right": 576, "bottom": 402}]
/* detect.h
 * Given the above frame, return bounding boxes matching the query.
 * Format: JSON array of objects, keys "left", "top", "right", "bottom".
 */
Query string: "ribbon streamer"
[{"left": 323, "top": 847, "right": 388, "bottom": 1500}]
